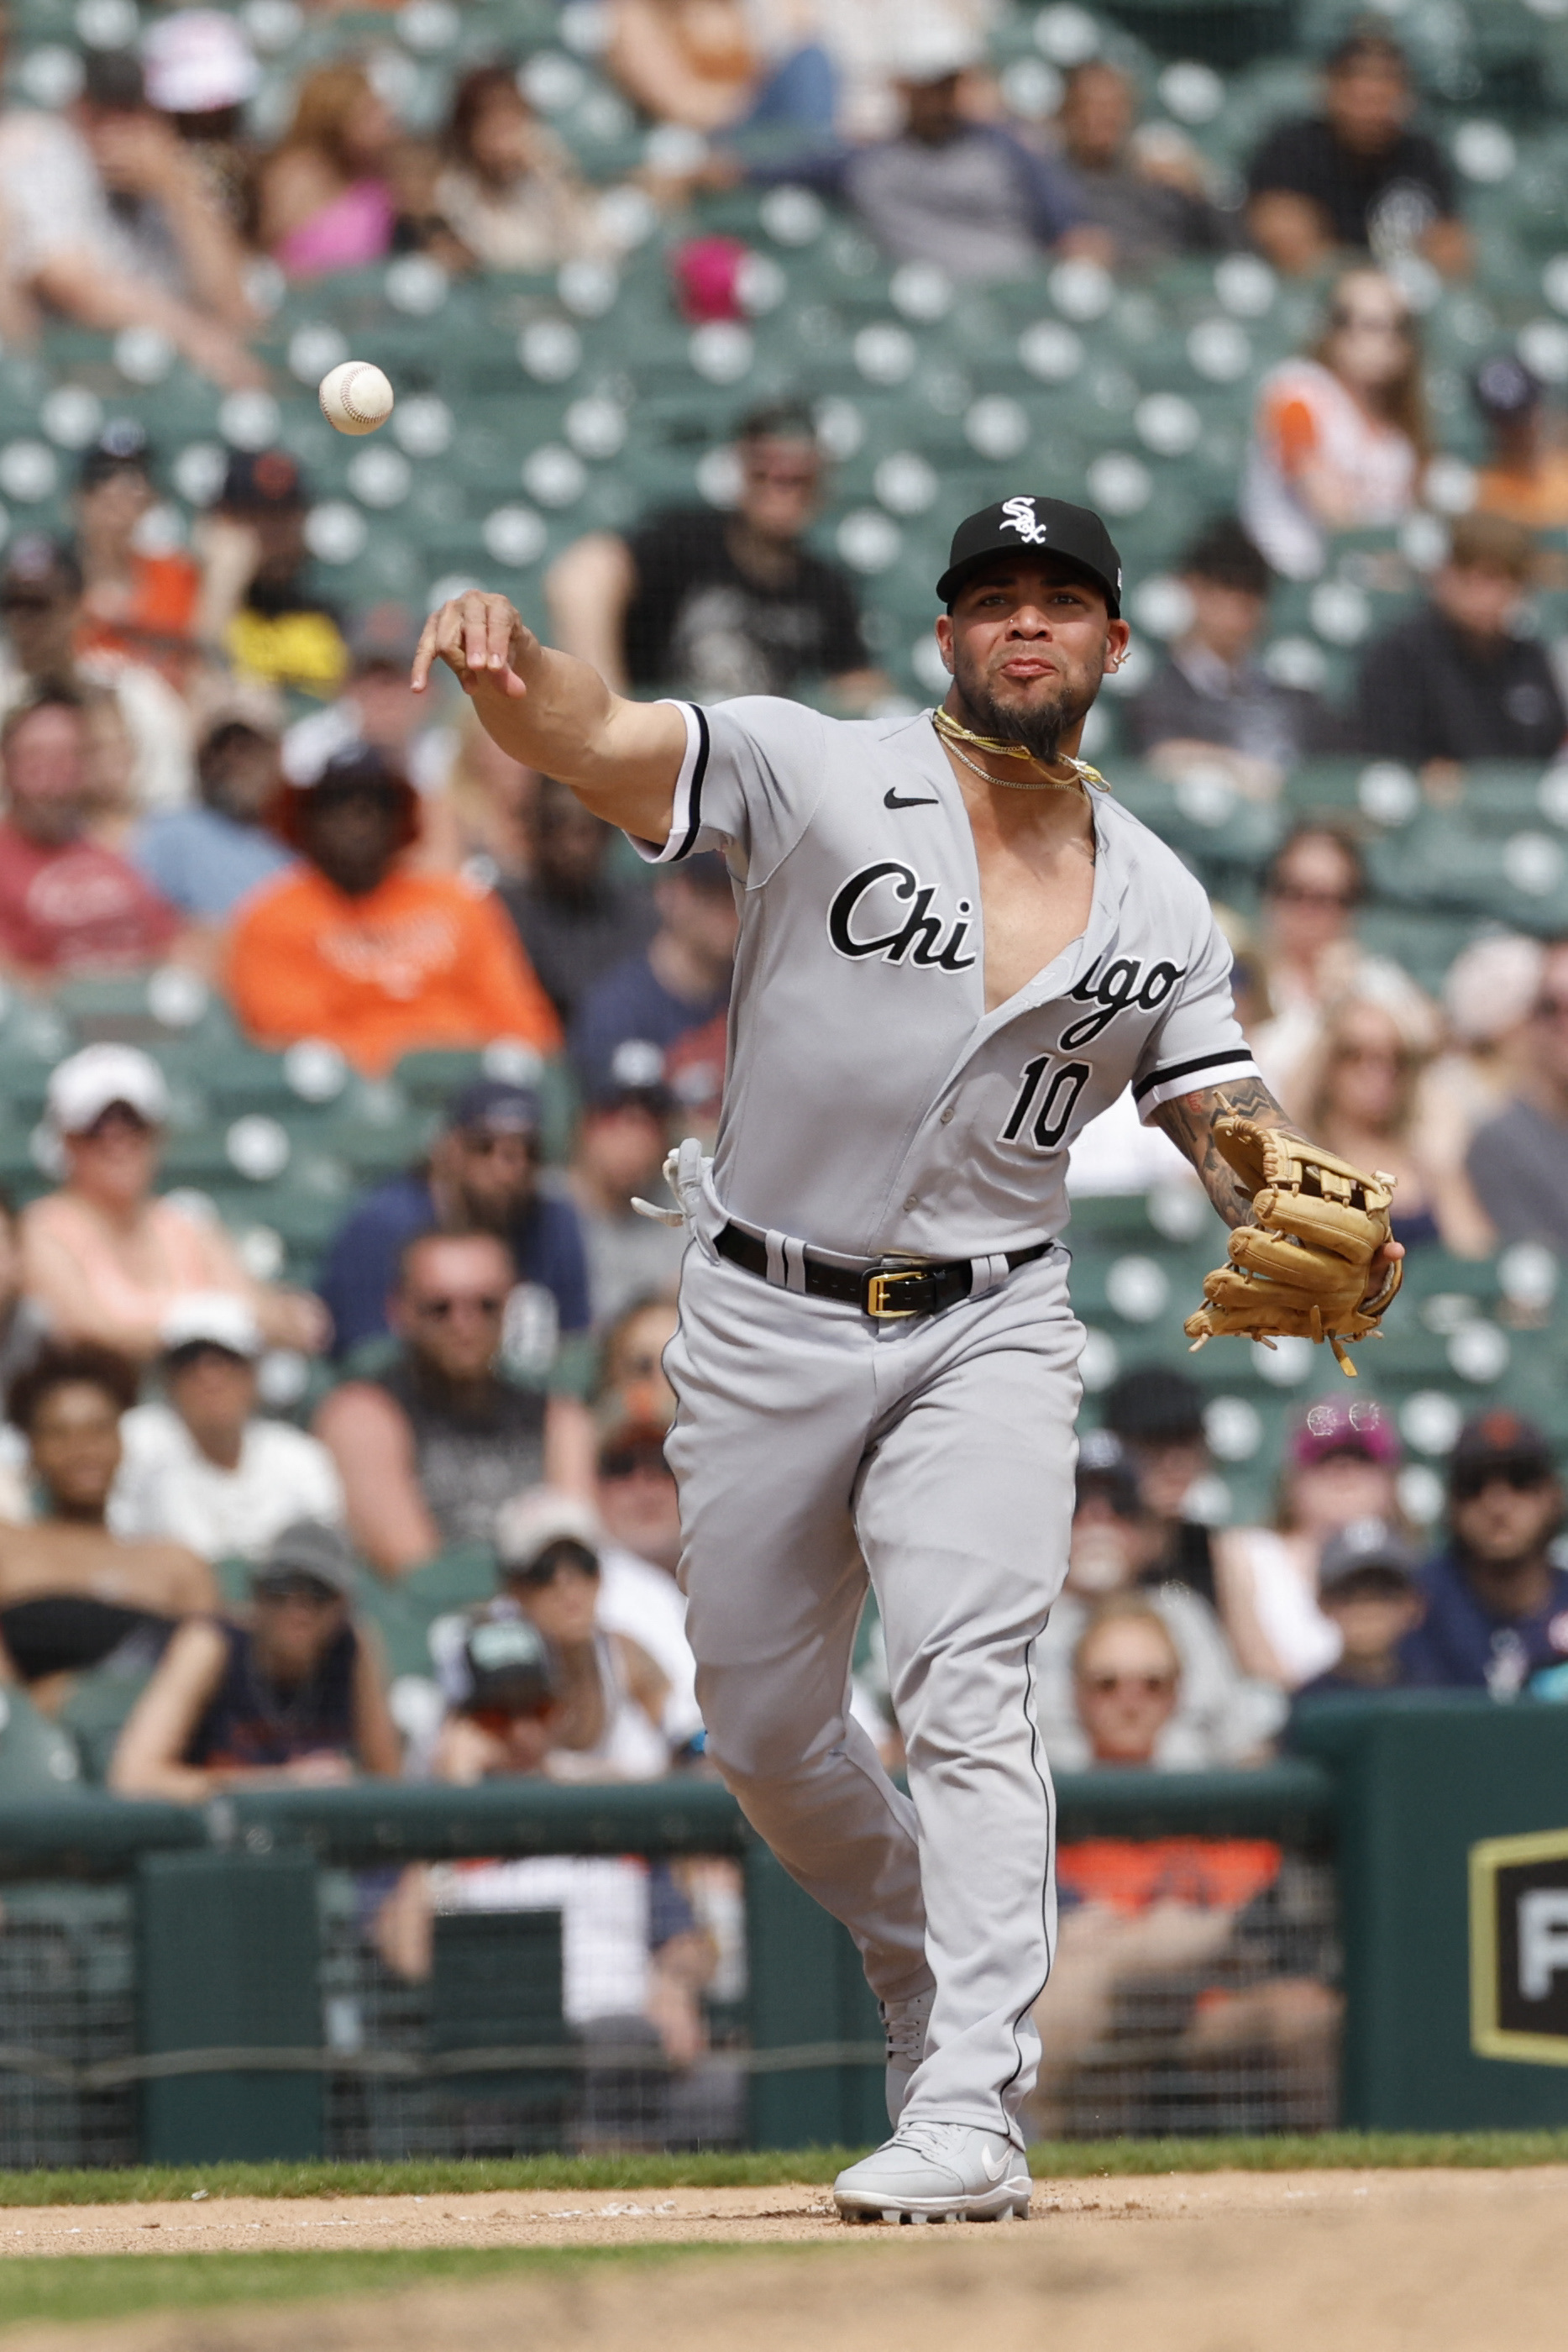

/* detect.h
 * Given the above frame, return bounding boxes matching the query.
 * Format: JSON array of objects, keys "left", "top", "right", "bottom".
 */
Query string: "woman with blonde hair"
[
  {"left": 1292, "top": 990, "right": 1492, "bottom": 1257},
  {"left": 258, "top": 61, "right": 444, "bottom": 280},
  {"left": 1242, "top": 266, "right": 1427, "bottom": 580}
]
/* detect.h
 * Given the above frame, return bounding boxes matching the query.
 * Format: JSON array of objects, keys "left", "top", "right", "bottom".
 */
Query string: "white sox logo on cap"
[{"left": 999, "top": 496, "right": 1051, "bottom": 547}]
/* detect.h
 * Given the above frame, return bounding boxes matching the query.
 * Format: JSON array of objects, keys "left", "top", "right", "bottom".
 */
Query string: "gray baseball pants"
[{"left": 663, "top": 1226, "right": 1083, "bottom": 2139}]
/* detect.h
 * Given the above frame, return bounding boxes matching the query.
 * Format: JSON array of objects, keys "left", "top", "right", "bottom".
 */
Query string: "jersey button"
[
  {"left": 904, "top": 1195, "right": 920, "bottom": 1210},
  {"left": 940, "top": 1106, "right": 955, "bottom": 1125}
]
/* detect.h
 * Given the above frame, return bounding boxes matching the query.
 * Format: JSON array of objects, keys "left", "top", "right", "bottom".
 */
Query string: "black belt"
[{"left": 714, "top": 1222, "right": 1052, "bottom": 1320}]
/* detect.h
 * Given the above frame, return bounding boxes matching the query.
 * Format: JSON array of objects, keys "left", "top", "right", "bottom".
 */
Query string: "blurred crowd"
[{"left": 0, "top": 1, "right": 1565, "bottom": 2132}]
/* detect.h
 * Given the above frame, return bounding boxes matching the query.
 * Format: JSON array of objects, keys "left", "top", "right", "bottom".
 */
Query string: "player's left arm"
[{"left": 1152, "top": 1076, "right": 1405, "bottom": 1289}]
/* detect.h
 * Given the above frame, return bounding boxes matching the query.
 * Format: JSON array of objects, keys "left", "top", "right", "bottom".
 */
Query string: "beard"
[{"left": 951, "top": 646, "right": 1099, "bottom": 764}]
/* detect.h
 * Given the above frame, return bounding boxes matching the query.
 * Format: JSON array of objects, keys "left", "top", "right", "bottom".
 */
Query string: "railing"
[{"left": 0, "top": 1766, "right": 1338, "bottom": 2165}]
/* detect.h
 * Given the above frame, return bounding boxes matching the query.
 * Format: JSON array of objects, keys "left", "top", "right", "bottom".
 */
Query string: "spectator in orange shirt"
[
  {"left": 227, "top": 743, "right": 561, "bottom": 1076},
  {"left": 73, "top": 423, "right": 201, "bottom": 690}
]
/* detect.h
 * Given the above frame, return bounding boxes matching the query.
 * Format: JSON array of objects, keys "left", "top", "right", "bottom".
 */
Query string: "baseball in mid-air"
[{"left": 318, "top": 360, "right": 395, "bottom": 436}]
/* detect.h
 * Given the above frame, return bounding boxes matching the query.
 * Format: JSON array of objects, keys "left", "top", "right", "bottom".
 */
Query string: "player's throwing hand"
[{"left": 411, "top": 591, "right": 536, "bottom": 701}]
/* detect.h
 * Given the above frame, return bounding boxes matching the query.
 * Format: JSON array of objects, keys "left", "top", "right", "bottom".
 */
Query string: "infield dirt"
[{"left": 0, "top": 2163, "right": 1564, "bottom": 2350}]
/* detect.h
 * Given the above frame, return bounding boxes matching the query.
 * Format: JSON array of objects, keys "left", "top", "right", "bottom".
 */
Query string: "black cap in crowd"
[
  {"left": 1449, "top": 1410, "right": 1556, "bottom": 1491},
  {"left": 1075, "top": 1428, "right": 1142, "bottom": 1518},
  {"left": 587, "top": 1039, "right": 674, "bottom": 1118},
  {"left": 1103, "top": 1366, "right": 1205, "bottom": 1446},
  {"left": 1177, "top": 517, "right": 1272, "bottom": 601},
  {"left": 936, "top": 496, "right": 1123, "bottom": 617},
  {"left": 221, "top": 449, "right": 307, "bottom": 513},
  {"left": 1318, "top": 1517, "right": 1421, "bottom": 1593},
  {"left": 1, "top": 533, "right": 82, "bottom": 601},
  {"left": 78, "top": 419, "right": 155, "bottom": 494},
  {"left": 445, "top": 1075, "right": 541, "bottom": 1137},
  {"left": 457, "top": 1616, "right": 560, "bottom": 1719},
  {"left": 1473, "top": 355, "right": 1542, "bottom": 423},
  {"left": 81, "top": 50, "right": 147, "bottom": 109}
]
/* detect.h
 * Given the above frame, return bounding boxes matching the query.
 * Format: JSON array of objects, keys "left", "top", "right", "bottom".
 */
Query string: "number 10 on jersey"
[{"left": 1000, "top": 1057, "right": 1092, "bottom": 1151}]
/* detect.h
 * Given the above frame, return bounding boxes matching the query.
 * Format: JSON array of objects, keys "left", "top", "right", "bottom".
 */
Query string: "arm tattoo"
[{"left": 1151, "top": 1077, "right": 1300, "bottom": 1231}]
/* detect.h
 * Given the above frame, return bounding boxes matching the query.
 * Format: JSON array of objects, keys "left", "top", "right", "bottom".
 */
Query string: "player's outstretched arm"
[
  {"left": 410, "top": 590, "right": 685, "bottom": 845},
  {"left": 1153, "top": 1076, "right": 1405, "bottom": 1283}
]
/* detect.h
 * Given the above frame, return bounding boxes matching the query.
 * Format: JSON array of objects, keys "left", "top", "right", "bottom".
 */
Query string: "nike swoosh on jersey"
[{"left": 884, "top": 789, "right": 940, "bottom": 809}]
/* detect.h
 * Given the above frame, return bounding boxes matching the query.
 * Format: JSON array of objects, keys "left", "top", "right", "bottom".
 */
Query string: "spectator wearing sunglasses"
[
  {"left": 1034, "top": 1434, "right": 1283, "bottom": 1768},
  {"left": 314, "top": 1231, "right": 585, "bottom": 1578},
  {"left": 1467, "top": 942, "right": 1568, "bottom": 1254},
  {"left": 545, "top": 402, "right": 882, "bottom": 709},
  {"left": 1241, "top": 267, "right": 1427, "bottom": 583},
  {"left": 110, "top": 1518, "right": 399, "bottom": 1798},
  {"left": 1029, "top": 1591, "right": 1337, "bottom": 2139},
  {"left": 1403, "top": 1415, "right": 1568, "bottom": 1696},
  {"left": 226, "top": 743, "right": 559, "bottom": 1077},
  {"left": 1248, "top": 822, "right": 1429, "bottom": 1105},
  {"left": 316, "top": 1077, "right": 590, "bottom": 1377},
  {"left": 20, "top": 1045, "right": 328, "bottom": 1364}
]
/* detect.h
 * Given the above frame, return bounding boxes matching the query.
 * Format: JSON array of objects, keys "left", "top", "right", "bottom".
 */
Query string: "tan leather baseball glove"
[{"left": 1182, "top": 1117, "right": 1402, "bottom": 1377}]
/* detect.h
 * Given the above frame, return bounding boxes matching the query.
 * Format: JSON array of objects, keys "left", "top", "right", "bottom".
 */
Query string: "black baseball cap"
[
  {"left": 1474, "top": 355, "right": 1542, "bottom": 423},
  {"left": 936, "top": 496, "right": 1123, "bottom": 617},
  {"left": 1318, "top": 1517, "right": 1420, "bottom": 1593},
  {"left": 220, "top": 448, "right": 307, "bottom": 513},
  {"left": 1449, "top": 1410, "right": 1555, "bottom": 1492},
  {"left": 1103, "top": 1366, "right": 1205, "bottom": 1446},
  {"left": 456, "top": 1615, "right": 561, "bottom": 1719},
  {"left": 78, "top": 420, "right": 154, "bottom": 493},
  {"left": 445, "top": 1075, "right": 541, "bottom": 1137},
  {"left": 1, "top": 533, "right": 82, "bottom": 602},
  {"left": 1075, "top": 1428, "right": 1142, "bottom": 1518}
]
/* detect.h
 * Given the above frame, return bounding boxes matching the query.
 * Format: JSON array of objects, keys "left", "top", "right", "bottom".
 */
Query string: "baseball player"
[{"left": 412, "top": 494, "right": 1401, "bottom": 2223}]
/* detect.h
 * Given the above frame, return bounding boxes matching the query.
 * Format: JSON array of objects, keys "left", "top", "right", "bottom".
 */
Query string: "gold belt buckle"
[{"left": 863, "top": 1267, "right": 927, "bottom": 1320}]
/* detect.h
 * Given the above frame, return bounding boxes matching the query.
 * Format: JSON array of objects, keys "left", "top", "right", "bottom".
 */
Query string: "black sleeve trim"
[
  {"left": 669, "top": 704, "right": 710, "bottom": 863},
  {"left": 1131, "top": 1046, "right": 1256, "bottom": 1105}
]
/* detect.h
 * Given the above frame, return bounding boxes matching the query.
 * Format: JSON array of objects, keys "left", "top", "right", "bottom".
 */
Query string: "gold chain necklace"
[{"left": 931, "top": 707, "right": 1105, "bottom": 795}]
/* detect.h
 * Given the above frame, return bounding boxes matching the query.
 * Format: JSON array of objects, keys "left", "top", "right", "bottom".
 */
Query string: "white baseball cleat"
[
  {"left": 881, "top": 1986, "right": 935, "bottom": 2127},
  {"left": 833, "top": 2121, "right": 1031, "bottom": 2224}
]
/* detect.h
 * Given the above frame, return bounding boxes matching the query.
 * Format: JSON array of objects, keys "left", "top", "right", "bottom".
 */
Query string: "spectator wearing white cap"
[
  {"left": 141, "top": 8, "right": 261, "bottom": 234},
  {"left": 112, "top": 1294, "right": 344, "bottom": 1565},
  {"left": 0, "top": 42, "right": 260, "bottom": 389},
  {"left": 19, "top": 1045, "right": 329, "bottom": 1365}
]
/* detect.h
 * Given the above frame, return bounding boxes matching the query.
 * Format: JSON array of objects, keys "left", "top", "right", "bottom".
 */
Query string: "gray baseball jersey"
[
  {"left": 637, "top": 695, "right": 1258, "bottom": 1259},
  {"left": 633, "top": 693, "right": 1255, "bottom": 2146}
]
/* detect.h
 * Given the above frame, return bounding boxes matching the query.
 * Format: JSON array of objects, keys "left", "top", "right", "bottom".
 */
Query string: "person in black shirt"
[
  {"left": 1052, "top": 60, "right": 1238, "bottom": 271},
  {"left": 1125, "top": 517, "right": 1341, "bottom": 783},
  {"left": 1246, "top": 31, "right": 1469, "bottom": 281},
  {"left": 1352, "top": 512, "right": 1567, "bottom": 774},
  {"left": 109, "top": 1519, "right": 401, "bottom": 1798},
  {"left": 545, "top": 402, "right": 884, "bottom": 707},
  {"left": 500, "top": 775, "right": 657, "bottom": 1026},
  {"left": 1100, "top": 1366, "right": 1219, "bottom": 1608}
]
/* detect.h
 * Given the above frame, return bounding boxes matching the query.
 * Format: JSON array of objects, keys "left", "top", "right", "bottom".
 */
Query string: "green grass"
[
  {"left": 0, "top": 2244, "right": 744, "bottom": 2331},
  {"left": 3, "top": 2130, "right": 1568, "bottom": 2208}
]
